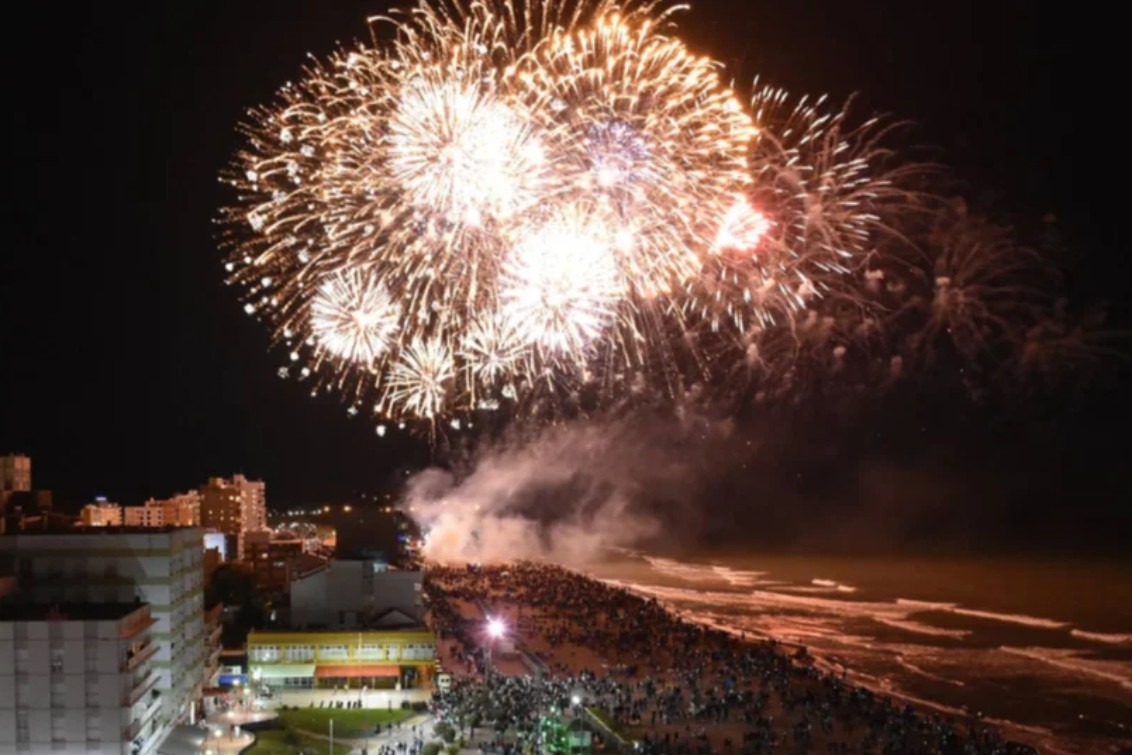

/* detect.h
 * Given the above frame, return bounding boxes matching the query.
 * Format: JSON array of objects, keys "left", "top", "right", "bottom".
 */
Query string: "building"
[
  {"left": 244, "top": 531, "right": 324, "bottom": 592},
  {"left": 81, "top": 500, "right": 124, "bottom": 527},
  {"left": 0, "top": 528, "right": 207, "bottom": 726},
  {"left": 123, "top": 493, "right": 200, "bottom": 530},
  {"left": 199, "top": 476, "right": 265, "bottom": 560},
  {"left": 0, "top": 601, "right": 165, "bottom": 755},
  {"left": 332, "top": 507, "right": 405, "bottom": 562},
  {"left": 288, "top": 561, "right": 422, "bottom": 629},
  {"left": 246, "top": 627, "right": 435, "bottom": 690},
  {"left": 202, "top": 603, "right": 223, "bottom": 689},
  {"left": 163, "top": 493, "right": 200, "bottom": 527},
  {"left": 1, "top": 454, "right": 32, "bottom": 506}
]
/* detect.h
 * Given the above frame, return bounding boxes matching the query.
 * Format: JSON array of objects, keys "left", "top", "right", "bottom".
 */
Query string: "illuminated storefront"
[{"left": 246, "top": 629, "right": 435, "bottom": 689}]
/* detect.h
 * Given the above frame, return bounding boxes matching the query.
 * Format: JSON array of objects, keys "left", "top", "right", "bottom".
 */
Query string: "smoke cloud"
[{"left": 406, "top": 408, "right": 742, "bottom": 564}]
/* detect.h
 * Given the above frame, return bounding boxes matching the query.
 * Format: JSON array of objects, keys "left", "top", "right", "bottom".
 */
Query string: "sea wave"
[
  {"left": 1070, "top": 629, "right": 1132, "bottom": 645},
  {"left": 896, "top": 598, "right": 959, "bottom": 611},
  {"left": 643, "top": 556, "right": 723, "bottom": 582},
  {"left": 876, "top": 617, "right": 972, "bottom": 640},
  {"left": 895, "top": 655, "right": 965, "bottom": 686},
  {"left": 1001, "top": 646, "right": 1132, "bottom": 690},
  {"left": 950, "top": 607, "right": 1071, "bottom": 630},
  {"left": 712, "top": 565, "right": 767, "bottom": 587}
]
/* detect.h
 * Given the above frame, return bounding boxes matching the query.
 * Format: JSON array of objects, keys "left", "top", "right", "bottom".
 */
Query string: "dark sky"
[{"left": 3, "top": 1, "right": 1128, "bottom": 517}]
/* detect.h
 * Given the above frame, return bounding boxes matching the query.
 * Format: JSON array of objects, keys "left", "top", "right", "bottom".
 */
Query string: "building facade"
[
  {"left": 199, "top": 476, "right": 265, "bottom": 560},
  {"left": 1, "top": 454, "right": 32, "bottom": 504},
  {"left": 289, "top": 562, "right": 423, "bottom": 629},
  {"left": 123, "top": 494, "right": 200, "bottom": 530},
  {"left": 81, "top": 501, "right": 123, "bottom": 528},
  {"left": 0, "top": 528, "right": 207, "bottom": 726},
  {"left": 244, "top": 532, "right": 324, "bottom": 592},
  {"left": 246, "top": 628, "right": 435, "bottom": 690},
  {"left": 0, "top": 602, "right": 165, "bottom": 755}
]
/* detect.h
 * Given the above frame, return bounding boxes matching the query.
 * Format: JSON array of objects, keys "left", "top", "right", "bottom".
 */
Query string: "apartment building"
[
  {"left": 0, "top": 528, "right": 206, "bottom": 726},
  {"left": 0, "top": 601, "right": 164, "bottom": 755}
]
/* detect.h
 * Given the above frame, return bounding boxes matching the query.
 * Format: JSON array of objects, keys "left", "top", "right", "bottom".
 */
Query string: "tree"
[
  {"left": 421, "top": 744, "right": 443, "bottom": 755},
  {"left": 434, "top": 721, "right": 456, "bottom": 744}
]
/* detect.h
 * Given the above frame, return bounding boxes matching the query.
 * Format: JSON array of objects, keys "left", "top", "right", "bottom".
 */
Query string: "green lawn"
[
  {"left": 244, "top": 729, "right": 351, "bottom": 755},
  {"left": 278, "top": 708, "right": 415, "bottom": 738}
]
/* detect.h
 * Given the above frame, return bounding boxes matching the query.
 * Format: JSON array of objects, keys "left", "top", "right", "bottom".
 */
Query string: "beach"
[{"left": 426, "top": 561, "right": 1042, "bottom": 754}]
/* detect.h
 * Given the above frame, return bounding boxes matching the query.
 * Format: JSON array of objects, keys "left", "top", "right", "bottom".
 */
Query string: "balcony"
[
  {"left": 124, "top": 692, "right": 162, "bottom": 741},
  {"left": 119, "top": 616, "right": 160, "bottom": 641},
  {"left": 124, "top": 670, "right": 161, "bottom": 706},
  {"left": 123, "top": 641, "right": 159, "bottom": 673}
]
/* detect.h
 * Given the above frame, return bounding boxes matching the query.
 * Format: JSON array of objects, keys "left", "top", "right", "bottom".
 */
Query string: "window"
[
  {"left": 285, "top": 645, "right": 313, "bottom": 662},
  {"left": 250, "top": 645, "right": 282, "bottom": 662},
  {"left": 358, "top": 645, "right": 385, "bottom": 661},
  {"left": 317, "top": 645, "right": 348, "bottom": 660}
]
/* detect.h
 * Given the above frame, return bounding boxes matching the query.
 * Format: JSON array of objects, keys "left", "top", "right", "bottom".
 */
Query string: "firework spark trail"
[{"left": 221, "top": 0, "right": 934, "bottom": 426}]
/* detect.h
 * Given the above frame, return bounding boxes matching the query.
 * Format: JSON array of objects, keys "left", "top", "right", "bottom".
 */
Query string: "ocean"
[{"left": 586, "top": 551, "right": 1132, "bottom": 754}]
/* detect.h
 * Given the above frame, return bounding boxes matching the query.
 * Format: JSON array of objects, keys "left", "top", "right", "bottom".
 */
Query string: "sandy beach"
[{"left": 427, "top": 561, "right": 1038, "bottom": 755}]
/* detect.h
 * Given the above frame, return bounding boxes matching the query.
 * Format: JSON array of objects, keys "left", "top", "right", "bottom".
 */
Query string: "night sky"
[{"left": 3, "top": 1, "right": 1128, "bottom": 536}]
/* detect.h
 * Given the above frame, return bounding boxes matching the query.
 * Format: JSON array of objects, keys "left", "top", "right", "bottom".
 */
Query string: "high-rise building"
[
  {"left": 199, "top": 475, "right": 265, "bottom": 560},
  {"left": 0, "top": 601, "right": 164, "bottom": 755},
  {"left": 122, "top": 492, "right": 201, "bottom": 529},
  {"left": 81, "top": 499, "right": 123, "bottom": 527},
  {"left": 1, "top": 454, "right": 32, "bottom": 509},
  {"left": 0, "top": 528, "right": 207, "bottom": 727}
]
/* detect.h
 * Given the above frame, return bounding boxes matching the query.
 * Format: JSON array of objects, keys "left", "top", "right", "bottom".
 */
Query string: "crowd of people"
[{"left": 425, "top": 562, "right": 1038, "bottom": 755}]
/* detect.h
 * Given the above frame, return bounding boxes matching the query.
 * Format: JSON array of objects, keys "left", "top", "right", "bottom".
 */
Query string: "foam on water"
[
  {"left": 949, "top": 607, "right": 1072, "bottom": 630},
  {"left": 1001, "top": 647, "right": 1132, "bottom": 690},
  {"left": 1071, "top": 629, "right": 1132, "bottom": 645},
  {"left": 876, "top": 617, "right": 972, "bottom": 639}
]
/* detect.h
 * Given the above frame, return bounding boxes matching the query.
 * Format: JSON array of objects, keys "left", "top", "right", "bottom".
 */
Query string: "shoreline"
[
  {"left": 426, "top": 560, "right": 1044, "bottom": 755},
  {"left": 599, "top": 574, "right": 1074, "bottom": 755}
]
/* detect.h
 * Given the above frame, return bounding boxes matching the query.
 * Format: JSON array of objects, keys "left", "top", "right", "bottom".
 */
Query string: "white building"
[
  {"left": 289, "top": 562, "right": 423, "bottom": 629},
  {"left": 0, "top": 529, "right": 206, "bottom": 726},
  {"left": 199, "top": 475, "right": 265, "bottom": 560},
  {"left": 0, "top": 601, "right": 165, "bottom": 755},
  {"left": 81, "top": 501, "right": 123, "bottom": 527}
]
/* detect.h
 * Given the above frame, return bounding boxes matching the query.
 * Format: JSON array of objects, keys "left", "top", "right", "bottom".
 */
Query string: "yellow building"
[{"left": 247, "top": 628, "right": 435, "bottom": 689}]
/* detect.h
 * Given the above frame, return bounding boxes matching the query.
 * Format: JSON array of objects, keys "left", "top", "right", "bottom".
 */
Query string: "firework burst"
[
  {"left": 221, "top": 0, "right": 931, "bottom": 426},
  {"left": 499, "top": 206, "right": 624, "bottom": 356},
  {"left": 310, "top": 268, "right": 401, "bottom": 365}
]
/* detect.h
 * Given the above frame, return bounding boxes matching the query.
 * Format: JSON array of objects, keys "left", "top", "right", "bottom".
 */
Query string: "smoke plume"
[{"left": 406, "top": 408, "right": 740, "bottom": 564}]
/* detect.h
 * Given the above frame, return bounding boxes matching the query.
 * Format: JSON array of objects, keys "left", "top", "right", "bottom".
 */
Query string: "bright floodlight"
[
  {"left": 571, "top": 695, "right": 582, "bottom": 706},
  {"left": 487, "top": 617, "right": 506, "bottom": 639}
]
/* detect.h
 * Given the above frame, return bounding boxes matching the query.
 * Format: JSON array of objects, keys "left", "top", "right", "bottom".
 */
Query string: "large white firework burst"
[
  {"left": 499, "top": 207, "right": 624, "bottom": 356},
  {"left": 310, "top": 268, "right": 401, "bottom": 364},
  {"left": 388, "top": 77, "right": 548, "bottom": 227}
]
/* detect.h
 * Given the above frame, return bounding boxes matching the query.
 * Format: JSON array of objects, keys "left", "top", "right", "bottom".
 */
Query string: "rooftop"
[
  {"left": 1, "top": 525, "right": 204, "bottom": 536},
  {"left": 0, "top": 601, "right": 149, "bottom": 622}
]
